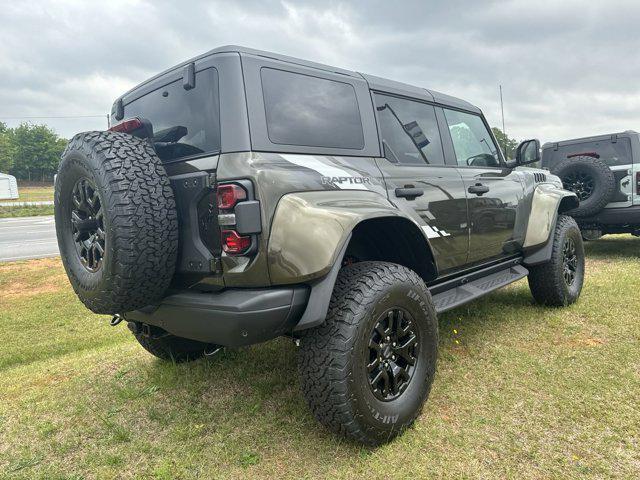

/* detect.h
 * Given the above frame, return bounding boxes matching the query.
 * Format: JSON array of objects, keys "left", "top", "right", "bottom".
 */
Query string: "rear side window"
[
  {"left": 261, "top": 68, "right": 364, "bottom": 149},
  {"left": 124, "top": 68, "right": 220, "bottom": 162},
  {"left": 374, "top": 93, "right": 444, "bottom": 165}
]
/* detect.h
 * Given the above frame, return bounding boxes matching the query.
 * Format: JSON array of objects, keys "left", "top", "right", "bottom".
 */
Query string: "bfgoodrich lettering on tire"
[
  {"left": 298, "top": 261, "right": 438, "bottom": 445},
  {"left": 54, "top": 131, "right": 178, "bottom": 314}
]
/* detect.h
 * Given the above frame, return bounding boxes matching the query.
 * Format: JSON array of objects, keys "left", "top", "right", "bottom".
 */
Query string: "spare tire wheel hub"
[
  {"left": 70, "top": 178, "right": 105, "bottom": 272},
  {"left": 563, "top": 170, "right": 594, "bottom": 201}
]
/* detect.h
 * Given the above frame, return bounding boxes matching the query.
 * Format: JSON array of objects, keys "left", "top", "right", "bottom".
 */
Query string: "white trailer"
[{"left": 0, "top": 173, "right": 19, "bottom": 200}]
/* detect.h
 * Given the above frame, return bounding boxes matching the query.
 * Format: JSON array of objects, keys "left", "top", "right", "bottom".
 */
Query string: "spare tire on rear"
[
  {"left": 551, "top": 156, "right": 615, "bottom": 217},
  {"left": 54, "top": 131, "right": 178, "bottom": 314}
]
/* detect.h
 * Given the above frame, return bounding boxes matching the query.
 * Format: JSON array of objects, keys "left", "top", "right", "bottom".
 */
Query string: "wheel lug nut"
[
  {"left": 386, "top": 336, "right": 390, "bottom": 341},
  {"left": 392, "top": 355, "right": 396, "bottom": 360},
  {"left": 392, "top": 342, "right": 396, "bottom": 347}
]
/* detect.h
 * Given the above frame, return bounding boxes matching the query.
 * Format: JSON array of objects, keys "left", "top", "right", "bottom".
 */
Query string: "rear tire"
[
  {"left": 528, "top": 215, "right": 585, "bottom": 306},
  {"left": 298, "top": 262, "right": 438, "bottom": 445},
  {"left": 131, "top": 326, "right": 212, "bottom": 363}
]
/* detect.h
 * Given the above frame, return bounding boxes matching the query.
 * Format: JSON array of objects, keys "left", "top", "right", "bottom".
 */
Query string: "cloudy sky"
[{"left": 1, "top": 0, "right": 639, "bottom": 144}]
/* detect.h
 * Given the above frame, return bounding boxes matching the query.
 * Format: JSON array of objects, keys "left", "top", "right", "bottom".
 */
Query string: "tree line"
[{"left": 0, "top": 122, "right": 67, "bottom": 181}]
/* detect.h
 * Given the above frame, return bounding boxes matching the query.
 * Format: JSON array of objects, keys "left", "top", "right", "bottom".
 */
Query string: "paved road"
[{"left": 0, "top": 216, "right": 59, "bottom": 262}]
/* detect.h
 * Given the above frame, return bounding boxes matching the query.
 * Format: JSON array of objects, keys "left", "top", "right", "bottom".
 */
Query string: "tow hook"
[
  {"left": 110, "top": 314, "right": 123, "bottom": 327},
  {"left": 204, "top": 345, "right": 223, "bottom": 357}
]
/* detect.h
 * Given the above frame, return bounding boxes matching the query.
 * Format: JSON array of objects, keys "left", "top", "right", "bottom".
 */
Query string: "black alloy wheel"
[
  {"left": 70, "top": 178, "right": 105, "bottom": 272},
  {"left": 368, "top": 308, "right": 419, "bottom": 401},
  {"left": 562, "top": 170, "right": 595, "bottom": 201},
  {"left": 562, "top": 236, "right": 578, "bottom": 287}
]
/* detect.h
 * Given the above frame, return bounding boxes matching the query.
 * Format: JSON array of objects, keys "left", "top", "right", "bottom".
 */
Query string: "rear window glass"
[
  {"left": 124, "top": 68, "right": 220, "bottom": 162},
  {"left": 261, "top": 68, "right": 364, "bottom": 149},
  {"left": 543, "top": 137, "right": 632, "bottom": 167}
]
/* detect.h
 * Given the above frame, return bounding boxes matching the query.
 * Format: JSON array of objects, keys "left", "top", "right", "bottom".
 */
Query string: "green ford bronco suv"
[{"left": 55, "top": 46, "right": 584, "bottom": 445}]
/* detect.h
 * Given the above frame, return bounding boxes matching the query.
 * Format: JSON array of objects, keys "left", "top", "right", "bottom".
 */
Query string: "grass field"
[
  {"left": 0, "top": 237, "right": 638, "bottom": 479},
  {"left": 3, "top": 184, "right": 55, "bottom": 203},
  {"left": 0, "top": 184, "right": 54, "bottom": 219}
]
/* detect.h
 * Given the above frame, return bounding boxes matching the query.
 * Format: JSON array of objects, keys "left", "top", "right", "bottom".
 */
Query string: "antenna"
[{"left": 499, "top": 84, "right": 506, "bottom": 154}]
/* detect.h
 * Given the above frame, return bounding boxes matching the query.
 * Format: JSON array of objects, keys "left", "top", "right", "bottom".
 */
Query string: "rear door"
[
  {"left": 372, "top": 92, "right": 470, "bottom": 274},
  {"left": 440, "top": 108, "right": 525, "bottom": 263}
]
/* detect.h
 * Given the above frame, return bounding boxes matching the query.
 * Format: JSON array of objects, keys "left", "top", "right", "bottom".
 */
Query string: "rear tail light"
[
  {"left": 636, "top": 172, "right": 640, "bottom": 193},
  {"left": 216, "top": 183, "right": 247, "bottom": 210},
  {"left": 221, "top": 229, "right": 251, "bottom": 254},
  {"left": 108, "top": 117, "right": 143, "bottom": 134}
]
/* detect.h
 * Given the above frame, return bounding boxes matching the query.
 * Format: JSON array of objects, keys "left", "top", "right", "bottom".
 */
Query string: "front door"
[
  {"left": 373, "top": 93, "right": 470, "bottom": 274},
  {"left": 441, "top": 108, "right": 525, "bottom": 263}
]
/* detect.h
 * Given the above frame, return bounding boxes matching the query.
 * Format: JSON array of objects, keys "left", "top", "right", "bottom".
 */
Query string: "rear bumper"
[
  {"left": 578, "top": 205, "right": 640, "bottom": 228},
  {"left": 126, "top": 286, "right": 309, "bottom": 347}
]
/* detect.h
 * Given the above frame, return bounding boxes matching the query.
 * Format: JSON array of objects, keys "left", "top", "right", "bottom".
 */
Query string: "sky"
[{"left": 1, "top": 0, "right": 639, "bottom": 144}]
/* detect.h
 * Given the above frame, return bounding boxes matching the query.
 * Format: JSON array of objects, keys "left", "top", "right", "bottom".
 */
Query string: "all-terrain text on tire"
[{"left": 56, "top": 46, "right": 584, "bottom": 445}]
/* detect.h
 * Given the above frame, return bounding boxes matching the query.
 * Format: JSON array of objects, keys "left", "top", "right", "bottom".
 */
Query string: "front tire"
[
  {"left": 528, "top": 215, "right": 585, "bottom": 306},
  {"left": 298, "top": 262, "right": 438, "bottom": 445}
]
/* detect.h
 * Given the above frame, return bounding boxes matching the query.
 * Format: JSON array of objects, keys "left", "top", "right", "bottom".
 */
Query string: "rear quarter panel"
[{"left": 216, "top": 152, "right": 391, "bottom": 286}]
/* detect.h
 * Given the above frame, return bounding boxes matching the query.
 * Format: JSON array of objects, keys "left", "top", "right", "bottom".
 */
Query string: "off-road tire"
[
  {"left": 132, "top": 330, "right": 210, "bottom": 363},
  {"left": 54, "top": 131, "right": 178, "bottom": 314},
  {"left": 551, "top": 156, "right": 615, "bottom": 217},
  {"left": 298, "top": 262, "right": 438, "bottom": 445},
  {"left": 528, "top": 215, "right": 585, "bottom": 306}
]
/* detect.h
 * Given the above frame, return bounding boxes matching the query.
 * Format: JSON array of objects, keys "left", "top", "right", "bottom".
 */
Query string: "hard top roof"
[
  {"left": 119, "top": 45, "right": 481, "bottom": 114},
  {"left": 542, "top": 130, "right": 639, "bottom": 148}
]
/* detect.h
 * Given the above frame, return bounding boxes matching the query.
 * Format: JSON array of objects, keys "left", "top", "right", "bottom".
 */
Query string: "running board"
[{"left": 430, "top": 265, "right": 529, "bottom": 314}]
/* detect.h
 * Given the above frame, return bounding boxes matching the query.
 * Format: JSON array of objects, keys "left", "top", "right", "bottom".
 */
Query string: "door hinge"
[
  {"left": 206, "top": 173, "right": 217, "bottom": 189},
  {"left": 210, "top": 257, "right": 223, "bottom": 274}
]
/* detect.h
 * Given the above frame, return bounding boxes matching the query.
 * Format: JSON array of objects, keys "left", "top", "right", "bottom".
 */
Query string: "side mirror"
[{"left": 514, "top": 139, "right": 541, "bottom": 166}]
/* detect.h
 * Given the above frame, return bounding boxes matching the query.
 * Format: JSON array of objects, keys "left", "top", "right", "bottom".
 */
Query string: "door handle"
[
  {"left": 395, "top": 187, "right": 424, "bottom": 200},
  {"left": 468, "top": 183, "right": 490, "bottom": 196}
]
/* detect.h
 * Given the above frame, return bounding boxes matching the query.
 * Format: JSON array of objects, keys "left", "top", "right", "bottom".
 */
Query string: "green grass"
[
  {"left": 1, "top": 183, "right": 54, "bottom": 218},
  {"left": 0, "top": 205, "right": 54, "bottom": 218},
  {"left": 1, "top": 237, "right": 639, "bottom": 479},
  {"left": 3, "top": 184, "right": 54, "bottom": 204}
]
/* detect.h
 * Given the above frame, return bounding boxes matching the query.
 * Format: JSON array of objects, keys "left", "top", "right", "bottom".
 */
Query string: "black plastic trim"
[
  {"left": 126, "top": 286, "right": 309, "bottom": 347},
  {"left": 293, "top": 235, "right": 351, "bottom": 331},
  {"left": 183, "top": 62, "right": 195, "bottom": 90},
  {"left": 235, "top": 200, "right": 261, "bottom": 234},
  {"left": 577, "top": 204, "right": 640, "bottom": 226},
  {"left": 115, "top": 99, "right": 124, "bottom": 121},
  {"left": 428, "top": 256, "right": 523, "bottom": 292}
]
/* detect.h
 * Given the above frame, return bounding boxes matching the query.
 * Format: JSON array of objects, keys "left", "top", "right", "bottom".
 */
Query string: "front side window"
[
  {"left": 444, "top": 109, "right": 501, "bottom": 167},
  {"left": 124, "top": 68, "right": 220, "bottom": 162},
  {"left": 374, "top": 94, "right": 444, "bottom": 165},
  {"left": 261, "top": 68, "right": 364, "bottom": 149}
]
